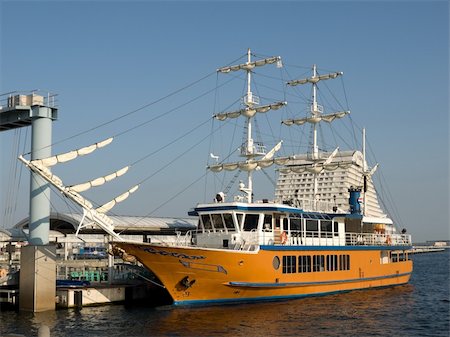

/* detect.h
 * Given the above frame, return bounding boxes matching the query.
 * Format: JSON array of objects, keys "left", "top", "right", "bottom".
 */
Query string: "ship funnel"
[{"left": 348, "top": 187, "right": 362, "bottom": 214}]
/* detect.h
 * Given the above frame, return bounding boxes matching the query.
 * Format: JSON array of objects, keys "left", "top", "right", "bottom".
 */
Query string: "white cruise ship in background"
[{"left": 275, "top": 150, "right": 386, "bottom": 218}]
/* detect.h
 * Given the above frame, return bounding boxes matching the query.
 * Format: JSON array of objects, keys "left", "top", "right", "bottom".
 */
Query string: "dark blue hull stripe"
[
  {"left": 260, "top": 245, "right": 412, "bottom": 251},
  {"left": 173, "top": 281, "right": 410, "bottom": 306},
  {"left": 227, "top": 272, "right": 412, "bottom": 288}
]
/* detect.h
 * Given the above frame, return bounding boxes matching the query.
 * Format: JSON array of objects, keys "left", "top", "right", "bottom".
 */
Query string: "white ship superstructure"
[{"left": 275, "top": 150, "right": 387, "bottom": 218}]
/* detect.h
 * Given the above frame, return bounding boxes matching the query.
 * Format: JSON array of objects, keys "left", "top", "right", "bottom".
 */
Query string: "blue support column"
[
  {"left": 29, "top": 108, "right": 53, "bottom": 245},
  {"left": 1, "top": 93, "right": 58, "bottom": 312}
]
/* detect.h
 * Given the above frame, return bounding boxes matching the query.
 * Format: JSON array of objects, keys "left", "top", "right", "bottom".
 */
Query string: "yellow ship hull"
[{"left": 115, "top": 242, "right": 413, "bottom": 305}]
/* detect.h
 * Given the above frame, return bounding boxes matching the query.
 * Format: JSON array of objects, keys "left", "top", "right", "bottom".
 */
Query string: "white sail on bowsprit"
[
  {"left": 18, "top": 138, "right": 138, "bottom": 241},
  {"left": 32, "top": 137, "right": 113, "bottom": 167},
  {"left": 70, "top": 166, "right": 130, "bottom": 193}
]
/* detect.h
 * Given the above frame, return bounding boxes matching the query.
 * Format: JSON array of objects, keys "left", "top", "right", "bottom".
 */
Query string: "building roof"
[{"left": 12, "top": 212, "right": 197, "bottom": 236}]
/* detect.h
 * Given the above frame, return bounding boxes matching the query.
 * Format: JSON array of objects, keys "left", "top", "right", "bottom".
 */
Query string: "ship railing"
[
  {"left": 286, "top": 230, "right": 346, "bottom": 246},
  {"left": 260, "top": 230, "right": 411, "bottom": 247},
  {"left": 0, "top": 90, "right": 59, "bottom": 109},
  {"left": 238, "top": 229, "right": 259, "bottom": 251},
  {"left": 345, "top": 233, "right": 412, "bottom": 246},
  {"left": 172, "top": 230, "right": 193, "bottom": 247},
  {"left": 291, "top": 198, "right": 337, "bottom": 213}
]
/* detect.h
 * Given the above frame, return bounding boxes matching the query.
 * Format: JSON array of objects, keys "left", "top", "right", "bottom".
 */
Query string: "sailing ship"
[{"left": 19, "top": 49, "right": 413, "bottom": 305}]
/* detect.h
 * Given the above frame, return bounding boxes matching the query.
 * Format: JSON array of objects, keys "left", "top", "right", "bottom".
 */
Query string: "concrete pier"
[{"left": 19, "top": 245, "right": 56, "bottom": 312}]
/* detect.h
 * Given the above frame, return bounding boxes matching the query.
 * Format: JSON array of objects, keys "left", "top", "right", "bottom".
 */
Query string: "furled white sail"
[
  {"left": 217, "top": 56, "right": 281, "bottom": 73},
  {"left": 18, "top": 143, "right": 134, "bottom": 241},
  {"left": 29, "top": 160, "right": 64, "bottom": 187},
  {"left": 280, "top": 161, "right": 353, "bottom": 174},
  {"left": 96, "top": 185, "right": 139, "bottom": 214},
  {"left": 282, "top": 111, "right": 350, "bottom": 126},
  {"left": 215, "top": 102, "right": 287, "bottom": 121},
  {"left": 208, "top": 156, "right": 293, "bottom": 173},
  {"left": 287, "top": 71, "right": 343, "bottom": 86},
  {"left": 34, "top": 137, "right": 114, "bottom": 167},
  {"left": 70, "top": 166, "right": 129, "bottom": 193}
]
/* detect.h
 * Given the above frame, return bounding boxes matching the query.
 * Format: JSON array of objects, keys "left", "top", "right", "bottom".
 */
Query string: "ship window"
[
  {"left": 282, "top": 255, "right": 297, "bottom": 274},
  {"left": 201, "top": 214, "right": 212, "bottom": 231},
  {"left": 263, "top": 215, "right": 272, "bottom": 231},
  {"left": 272, "top": 256, "right": 280, "bottom": 270},
  {"left": 298, "top": 255, "right": 311, "bottom": 272},
  {"left": 326, "top": 255, "right": 338, "bottom": 271},
  {"left": 211, "top": 214, "right": 225, "bottom": 231},
  {"left": 306, "top": 219, "right": 318, "bottom": 237},
  {"left": 339, "top": 254, "right": 350, "bottom": 270},
  {"left": 290, "top": 218, "right": 301, "bottom": 232},
  {"left": 392, "top": 252, "right": 398, "bottom": 263},
  {"left": 223, "top": 213, "right": 235, "bottom": 231},
  {"left": 243, "top": 214, "right": 259, "bottom": 231},
  {"left": 320, "top": 220, "right": 332, "bottom": 238},
  {"left": 283, "top": 218, "right": 289, "bottom": 231},
  {"left": 380, "top": 251, "right": 390, "bottom": 264},
  {"left": 333, "top": 222, "right": 339, "bottom": 237},
  {"left": 236, "top": 213, "right": 244, "bottom": 228},
  {"left": 313, "top": 255, "right": 325, "bottom": 272}
]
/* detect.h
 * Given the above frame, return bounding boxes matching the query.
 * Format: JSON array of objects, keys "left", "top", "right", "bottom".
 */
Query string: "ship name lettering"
[{"left": 142, "top": 247, "right": 205, "bottom": 260}]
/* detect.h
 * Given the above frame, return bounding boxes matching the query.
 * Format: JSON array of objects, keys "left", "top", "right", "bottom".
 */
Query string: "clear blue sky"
[{"left": 0, "top": 1, "right": 448, "bottom": 242}]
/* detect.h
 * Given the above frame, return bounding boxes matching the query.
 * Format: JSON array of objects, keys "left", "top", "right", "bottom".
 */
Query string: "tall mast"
[
  {"left": 311, "top": 65, "right": 320, "bottom": 207},
  {"left": 245, "top": 48, "right": 254, "bottom": 202},
  {"left": 311, "top": 64, "right": 320, "bottom": 160},
  {"left": 213, "top": 49, "right": 285, "bottom": 203},
  {"left": 361, "top": 128, "right": 379, "bottom": 216},
  {"left": 362, "top": 127, "right": 366, "bottom": 215},
  {"left": 283, "top": 65, "right": 349, "bottom": 210}
]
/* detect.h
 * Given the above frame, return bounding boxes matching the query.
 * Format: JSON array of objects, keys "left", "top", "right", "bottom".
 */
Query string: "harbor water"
[{"left": 1, "top": 250, "right": 448, "bottom": 337}]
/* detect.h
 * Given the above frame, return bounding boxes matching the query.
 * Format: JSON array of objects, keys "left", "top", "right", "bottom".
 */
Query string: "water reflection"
[{"left": 149, "top": 285, "right": 416, "bottom": 337}]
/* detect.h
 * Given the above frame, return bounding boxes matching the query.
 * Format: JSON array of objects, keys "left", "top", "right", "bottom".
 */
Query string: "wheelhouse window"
[
  {"left": 236, "top": 213, "right": 244, "bottom": 229},
  {"left": 201, "top": 214, "right": 213, "bottom": 231},
  {"left": 243, "top": 214, "right": 259, "bottom": 231},
  {"left": 223, "top": 213, "right": 235, "bottom": 231},
  {"left": 211, "top": 214, "right": 225, "bottom": 231}
]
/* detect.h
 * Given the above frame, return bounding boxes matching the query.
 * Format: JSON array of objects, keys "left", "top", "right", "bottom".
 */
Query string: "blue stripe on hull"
[
  {"left": 260, "top": 245, "right": 412, "bottom": 251},
  {"left": 173, "top": 281, "right": 410, "bottom": 306},
  {"left": 227, "top": 272, "right": 412, "bottom": 288}
]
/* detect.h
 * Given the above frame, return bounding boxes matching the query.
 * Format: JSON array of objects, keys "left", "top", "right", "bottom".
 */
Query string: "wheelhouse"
[{"left": 188, "top": 202, "right": 411, "bottom": 250}]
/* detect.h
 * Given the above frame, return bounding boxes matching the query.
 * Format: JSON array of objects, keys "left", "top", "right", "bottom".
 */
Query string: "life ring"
[
  {"left": 386, "top": 235, "right": 392, "bottom": 245},
  {"left": 280, "top": 231, "right": 288, "bottom": 245}
]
